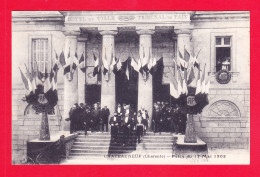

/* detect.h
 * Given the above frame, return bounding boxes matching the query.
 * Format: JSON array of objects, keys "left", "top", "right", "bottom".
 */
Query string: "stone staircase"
[
  {"left": 68, "top": 131, "right": 174, "bottom": 160},
  {"left": 138, "top": 132, "right": 174, "bottom": 154}
]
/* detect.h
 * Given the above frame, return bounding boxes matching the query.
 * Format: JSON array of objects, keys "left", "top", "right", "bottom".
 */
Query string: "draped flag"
[
  {"left": 205, "top": 75, "right": 211, "bottom": 94},
  {"left": 24, "top": 64, "right": 36, "bottom": 92},
  {"left": 177, "top": 68, "right": 183, "bottom": 95},
  {"left": 59, "top": 50, "right": 66, "bottom": 67},
  {"left": 184, "top": 48, "right": 190, "bottom": 63},
  {"left": 200, "top": 63, "right": 207, "bottom": 93},
  {"left": 187, "top": 66, "right": 195, "bottom": 86},
  {"left": 78, "top": 52, "right": 86, "bottom": 72},
  {"left": 131, "top": 58, "right": 139, "bottom": 72},
  {"left": 178, "top": 49, "right": 188, "bottom": 69},
  {"left": 110, "top": 52, "right": 116, "bottom": 73},
  {"left": 19, "top": 67, "right": 29, "bottom": 90},
  {"left": 190, "top": 49, "right": 200, "bottom": 69},
  {"left": 44, "top": 77, "right": 52, "bottom": 93},
  {"left": 195, "top": 64, "right": 201, "bottom": 95},
  {"left": 169, "top": 69, "right": 179, "bottom": 99},
  {"left": 125, "top": 62, "right": 130, "bottom": 80},
  {"left": 138, "top": 58, "right": 143, "bottom": 75},
  {"left": 103, "top": 49, "right": 109, "bottom": 75},
  {"left": 93, "top": 52, "right": 100, "bottom": 77},
  {"left": 183, "top": 68, "right": 188, "bottom": 94}
]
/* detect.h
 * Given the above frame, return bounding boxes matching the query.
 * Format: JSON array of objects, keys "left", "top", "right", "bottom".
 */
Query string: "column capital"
[
  {"left": 99, "top": 30, "right": 118, "bottom": 36},
  {"left": 63, "top": 30, "right": 81, "bottom": 37},
  {"left": 136, "top": 29, "right": 155, "bottom": 35},
  {"left": 174, "top": 29, "right": 192, "bottom": 36}
]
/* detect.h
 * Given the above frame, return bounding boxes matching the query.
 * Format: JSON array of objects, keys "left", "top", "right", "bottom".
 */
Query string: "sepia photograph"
[{"left": 11, "top": 11, "right": 250, "bottom": 165}]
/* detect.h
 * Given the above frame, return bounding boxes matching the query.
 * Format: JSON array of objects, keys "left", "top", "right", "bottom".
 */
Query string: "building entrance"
[{"left": 115, "top": 59, "right": 138, "bottom": 111}]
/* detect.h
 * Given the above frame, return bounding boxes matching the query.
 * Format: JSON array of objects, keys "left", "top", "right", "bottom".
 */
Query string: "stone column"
[
  {"left": 175, "top": 29, "right": 191, "bottom": 56},
  {"left": 63, "top": 31, "right": 80, "bottom": 131},
  {"left": 99, "top": 30, "right": 117, "bottom": 127},
  {"left": 77, "top": 36, "right": 88, "bottom": 104},
  {"left": 136, "top": 29, "right": 154, "bottom": 130}
]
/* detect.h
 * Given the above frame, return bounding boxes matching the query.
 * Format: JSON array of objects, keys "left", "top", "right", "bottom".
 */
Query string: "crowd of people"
[
  {"left": 67, "top": 101, "right": 187, "bottom": 145},
  {"left": 68, "top": 102, "right": 110, "bottom": 134},
  {"left": 152, "top": 101, "right": 187, "bottom": 135}
]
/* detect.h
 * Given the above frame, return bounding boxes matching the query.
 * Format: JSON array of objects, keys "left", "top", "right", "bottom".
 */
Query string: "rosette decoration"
[
  {"left": 169, "top": 48, "right": 211, "bottom": 143},
  {"left": 19, "top": 58, "right": 60, "bottom": 140}
]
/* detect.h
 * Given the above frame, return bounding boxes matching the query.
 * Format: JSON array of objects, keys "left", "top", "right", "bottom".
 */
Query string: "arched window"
[{"left": 207, "top": 100, "right": 241, "bottom": 117}]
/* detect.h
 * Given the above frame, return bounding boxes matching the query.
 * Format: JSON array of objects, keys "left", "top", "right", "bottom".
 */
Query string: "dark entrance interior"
[
  {"left": 115, "top": 59, "right": 138, "bottom": 111},
  {"left": 85, "top": 84, "right": 101, "bottom": 105}
]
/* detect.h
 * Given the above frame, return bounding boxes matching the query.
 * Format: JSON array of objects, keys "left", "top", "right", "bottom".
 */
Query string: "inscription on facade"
[{"left": 65, "top": 13, "right": 190, "bottom": 24}]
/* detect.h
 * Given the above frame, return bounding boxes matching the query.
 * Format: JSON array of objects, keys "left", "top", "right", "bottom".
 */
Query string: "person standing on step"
[
  {"left": 171, "top": 104, "right": 180, "bottom": 134},
  {"left": 68, "top": 104, "right": 77, "bottom": 134},
  {"left": 100, "top": 105, "right": 110, "bottom": 132},
  {"left": 121, "top": 113, "right": 131, "bottom": 146},
  {"left": 116, "top": 104, "right": 124, "bottom": 132},
  {"left": 91, "top": 103, "right": 100, "bottom": 132},
  {"left": 83, "top": 105, "right": 91, "bottom": 135},
  {"left": 140, "top": 107, "right": 149, "bottom": 134},
  {"left": 109, "top": 112, "right": 119, "bottom": 144},
  {"left": 136, "top": 112, "right": 144, "bottom": 144},
  {"left": 153, "top": 103, "right": 162, "bottom": 133}
]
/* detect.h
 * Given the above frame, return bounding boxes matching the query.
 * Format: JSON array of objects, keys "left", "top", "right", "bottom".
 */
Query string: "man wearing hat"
[
  {"left": 101, "top": 105, "right": 110, "bottom": 132},
  {"left": 91, "top": 103, "right": 100, "bottom": 131},
  {"left": 121, "top": 113, "right": 131, "bottom": 146},
  {"left": 109, "top": 112, "right": 119, "bottom": 143}
]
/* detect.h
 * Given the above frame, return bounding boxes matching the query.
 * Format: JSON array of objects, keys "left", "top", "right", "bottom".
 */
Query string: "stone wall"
[
  {"left": 194, "top": 88, "right": 250, "bottom": 149},
  {"left": 12, "top": 84, "right": 64, "bottom": 164}
]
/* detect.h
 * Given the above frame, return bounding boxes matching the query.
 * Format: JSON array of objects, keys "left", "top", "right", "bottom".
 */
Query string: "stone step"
[
  {"left": 142, "top": 139, "right": 173, "bottom": 143},
  {"left": 71, "top": 149, "right": 136, "bottom": 154},
  {"left": 141, "top": 146, "right": 172, "bottom": 150},
  {"left": 69, "top": 153, "right": 107, "bottom": 158},
  {"left": 73, "top": 142, "right": 110, "bottom": 146},
  {"left": 141, "top": 143, "right": 172, "bottom": 148},
  {"left": 72, "top": 145, "right": 137, "bottom": 150}
]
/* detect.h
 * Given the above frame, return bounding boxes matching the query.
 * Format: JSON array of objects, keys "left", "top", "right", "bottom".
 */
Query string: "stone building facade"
[{"left": 12, "top": 11, "right": 250, "bottom": 164}]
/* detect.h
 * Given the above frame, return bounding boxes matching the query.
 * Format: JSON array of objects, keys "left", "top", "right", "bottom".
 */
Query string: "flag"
[
  {"left": 75, "top": 48, "right": 78, "bottom": 59},
  {"left": 187, "top": 66, "right": 195, "bottom": 86},
  {"left": 116, "top": 58, "right": 122, "bottom": 71},
  {"left": 201, "top": 63, "right": 207, "bottom": 93},
  {"left": 52, "top": 62, "right": 59, "bottom": 73},
  {"left": 177, "top": 68, "right": 183, "bottom": 95},
  {"left": 71, "top": 63, "right": 77, "bottom": 73},
  {"left": 110, "top": 54, "right": 116, "bottom": 73},
  {"left": 138, "top": 58, "right": 142, "bottom": 74},
  {"left": 78, "top": 52, "right": 86, "bottom": 72},
  {"left": 102, "top": 48, "right": 109, "bottom": 73},
  {"left": 131, "top": 58, "right": 139, "bottom": 72},
  {"left": 169, "top": 69, "right": 179, "bottom": 99},
  {"left": 93, "top": 52, "right": 100, "bottom": 77},
  {"left": 205, "top": 76, "right": 211, "bottom": 94},
  {"left": 19, "top": 67, "right": 29, "bottom": 90},
  {"left": 184, "top": 48, "right": 190, "bottom": 63},
  {"left": 59, "top": 50, "right": 66, "bottom": 67},
  {"left": 195, "top": 64, "right": 201, "bottom": 95},
  {"left": 64, "top": 65, "right": 70, "bottom": 75},
  {"left": 54, "top": 50, "right": 59, "bottom": 60},
  {"left": 183, "top": 69, "right": 188, "bottom": 94},
  {"left": 178, "top": 49, "right": 184, "bottom": 59},
  {"left": 67, "top": 47, "right": 70, "bottom": 59},
  {"left": 44, "top": 77, "right": 52, "bottom": 93},
  {"left": 125, "top": 63, "right": 130, "bottom": 80}
]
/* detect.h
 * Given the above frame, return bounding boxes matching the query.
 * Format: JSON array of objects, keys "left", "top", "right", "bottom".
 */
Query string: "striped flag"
[
  {"left": 195, "top": 64, "right": 201, "bottom": 95},
  {"left": 59, "top": 50, "right": 66, "bottom": 67},
  {"left": 19, "top": 67, "right": 29, "bottom": 90}
]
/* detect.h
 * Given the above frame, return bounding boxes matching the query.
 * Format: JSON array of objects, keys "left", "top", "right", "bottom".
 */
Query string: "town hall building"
[{"left": 12, "top": 11, "right": 250, "bottom": 164}]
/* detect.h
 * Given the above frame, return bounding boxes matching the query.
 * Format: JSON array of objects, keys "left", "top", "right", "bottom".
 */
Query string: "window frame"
[
  {"left": 210, "top": 32, "right": 237, "bottom": 73},
  {"left": 28, "top": 35, "right": 52, "bottom": 74}
]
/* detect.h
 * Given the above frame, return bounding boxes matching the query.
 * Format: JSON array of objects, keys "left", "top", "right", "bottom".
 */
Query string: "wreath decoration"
[
  {"left": 171, "top": 87, "right": 209, "bottom": 115},
  {"left": 25, "top": 85, "right": 58, "bottom": 115},
  {"left": 216, "top": 69, "right": 231, "bottom": 84}
]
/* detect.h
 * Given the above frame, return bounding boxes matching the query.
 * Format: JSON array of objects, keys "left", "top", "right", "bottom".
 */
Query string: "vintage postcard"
[{"left": 12, "top": 11, "right": 250, "bottom": 165}]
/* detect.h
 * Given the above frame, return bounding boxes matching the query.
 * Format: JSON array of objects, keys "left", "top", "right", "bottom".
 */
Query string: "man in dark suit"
[
  {"left": 91, "top": 103, "right": 100, "bottom": 131},
  {"left": 121, "top": 113, "right": 131, "bottom": 146},
  {"left": 109, "top": 112, "right": 119, "bottom": 144},
  {"left": 101, "top": 106, "right": 110, "bottom": 132}
]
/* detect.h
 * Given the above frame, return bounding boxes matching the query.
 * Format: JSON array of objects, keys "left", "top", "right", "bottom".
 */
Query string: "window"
[
  {"left": 207, "top": 100, "right": 240, "bottom": 118},
  {"left": 32, "top": 38, "right": 49, "bottom": 74},
  {"left": 215, "top": 36, "right": 231, "bottom": 72},
  {"left": 29, "top": 35, "right": 52, "bottom": 75}
]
